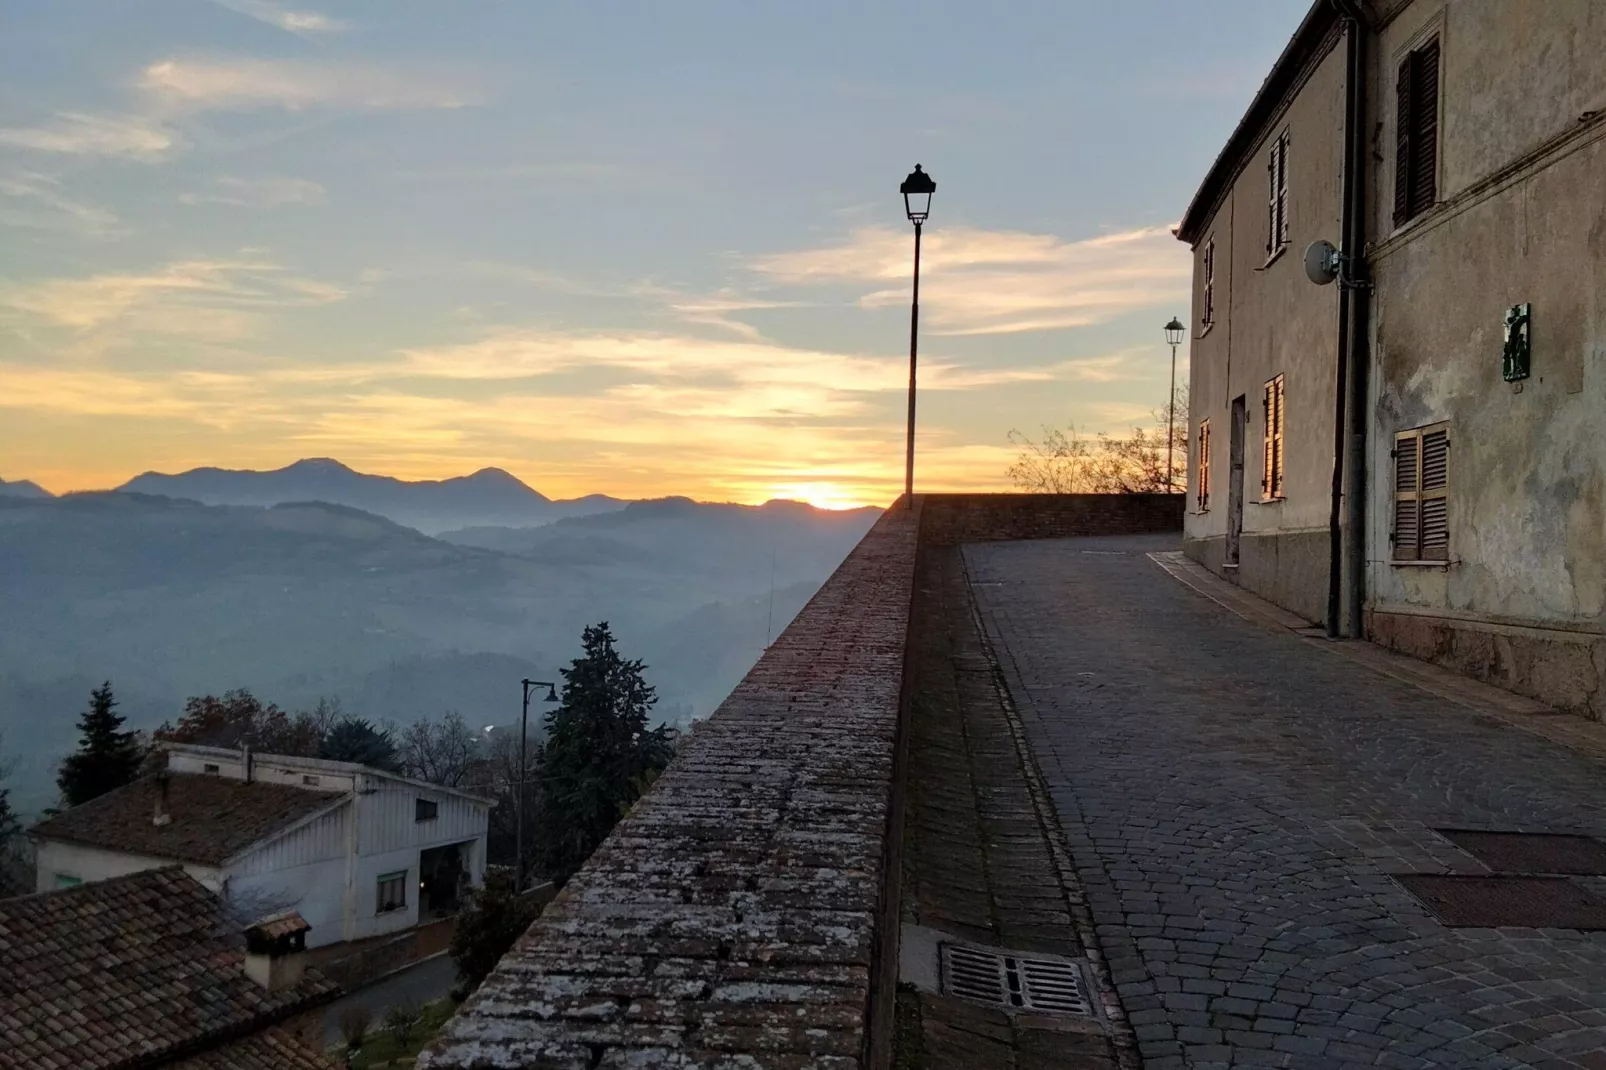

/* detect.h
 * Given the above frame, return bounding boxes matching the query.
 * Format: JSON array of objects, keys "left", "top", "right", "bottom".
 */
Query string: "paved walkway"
[
  {"left": 968, "top": 534, "right": 1606, "bottom": 1070},
  {"left": 322, "top": 953, "right": 456, "bottom": 1048}
]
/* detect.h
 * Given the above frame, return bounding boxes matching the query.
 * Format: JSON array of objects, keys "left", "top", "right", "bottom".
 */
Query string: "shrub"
[
  {"left": 384, "top": 998, "right": 422, "bottom": 1045},
  {"left": 338, "top": 1005, "right": 373, "bottom": 1050}
]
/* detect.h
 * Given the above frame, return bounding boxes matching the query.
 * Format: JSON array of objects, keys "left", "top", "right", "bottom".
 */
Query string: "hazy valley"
[{"left": 0, "top": 462, "right": 879, "bottom": 813}]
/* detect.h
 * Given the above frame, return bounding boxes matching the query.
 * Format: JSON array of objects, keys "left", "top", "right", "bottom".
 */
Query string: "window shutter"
[
  {"left": 1394, "top": 54, "right": 1414, "bottom": 226},
  {"left": 1276, "top": 134, "right": 1290, "bottom": 248},
  {"left": 1392, "top": 433, "right": 1421, "bottom": 560},
  {"left": 1272, "top": 377, "right": 1286, "bottom": 497},
  {"left": 1411, "top": 41, "right": 1440, "bottom": 217},
  {"left": 1262, "top": 383, "right": 1274, "bottom": 493},
  {"left": 1419, "top": 428, "right": 1449, "bottom": 559}
]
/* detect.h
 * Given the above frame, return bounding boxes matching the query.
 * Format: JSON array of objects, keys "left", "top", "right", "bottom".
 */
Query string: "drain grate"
[
  {"left": 1394, "top": 874, "right": 1606, "bottom": 930},
  {"left": 939, "top": 943, "right": 1092, "bottom": 1016},
  {"left": 1436, "top": 830, "right": 1606, "bottom": 875}
]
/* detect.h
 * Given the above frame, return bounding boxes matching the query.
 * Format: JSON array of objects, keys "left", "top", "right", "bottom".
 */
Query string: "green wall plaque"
[{"left": 1502, "top": 303, "right": 1531, "bottom": 382}]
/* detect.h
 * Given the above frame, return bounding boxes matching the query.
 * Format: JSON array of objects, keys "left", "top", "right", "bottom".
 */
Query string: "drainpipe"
[{"left": 1327, "top": 0, "right": 1373, "bottom": 638}]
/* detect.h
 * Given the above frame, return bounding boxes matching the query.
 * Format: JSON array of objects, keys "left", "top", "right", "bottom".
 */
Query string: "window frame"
[
  {"left": 415, "top": 797, "right": 439, "bottom": 823},
  {"left": 1196, "top": 419, "right": 1212, "bottom": 511},
  {"left": 1261, "top": 376, "right": 1286, "bottom": 501},
  {"left": 376, "top": 870, "right": 409, "bottom": 914},
  {"left": 1392, "top": 423, "right": 1450, "bottom": 562},
  {"left": 1267, "top": 129, "right": 1291, "bottom": 255}
]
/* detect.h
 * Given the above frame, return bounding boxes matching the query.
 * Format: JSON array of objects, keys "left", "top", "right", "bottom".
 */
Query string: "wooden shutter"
[
  {"left": 1392, "top": 433, "right": 1420, "bottom": 559},
  {"left": 1392, "top": 426, "right": 1449, "bottom": 561},
  {"left": 1261, "top": 376, "right": 1285, "bottom": 499},
  {"left": 1393, "top": 54, "right": 1413, "bottom": 226},
  {"left": 1202, "top": 239, "right": 1215, "bottom": 326},
  {"left": 1262, "top": 382, "right": 1275, "bottom": 496},
  {"left": 1275, "top": 133, "right": 1290, "bottom": 248},
  {"left": 1272, "top": 377, "right": 1285, "bottom": 497},
  {"left": 1410, "top": 40, "right": 1440, "bottom": 218},
  {"left": 1419, "top": 427, "right": 1449, "bottom": 559},
  {"left": 1394, "top": 40, "right": 1440, "bottom": 226},
  {"left": 1197, "top": 420, "right": 1212, "bottom": 509}
]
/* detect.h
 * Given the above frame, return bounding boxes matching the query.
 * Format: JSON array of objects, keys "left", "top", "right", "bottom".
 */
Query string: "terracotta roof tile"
[
  {"left": 167, "top": 1028, "right": 343, "bottom": 1070},
  {"left": 29, "top": 772, "right": 340, "bottom": 866},
  {"left": 0, "top": 867, "right": 340, "bottom": 1070}
]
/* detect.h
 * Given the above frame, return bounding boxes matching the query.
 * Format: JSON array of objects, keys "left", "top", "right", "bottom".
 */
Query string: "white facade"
[{"left": 36, "top": 745, "right": 491, "bottom": 948}]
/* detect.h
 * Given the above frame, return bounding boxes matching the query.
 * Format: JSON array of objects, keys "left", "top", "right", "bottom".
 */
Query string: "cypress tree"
[
  {"left": 534, "top": 622, "right": 672, "bottom": 882},
  {"left": 57, "top": 682, "right": 145, "bottom": 807}
]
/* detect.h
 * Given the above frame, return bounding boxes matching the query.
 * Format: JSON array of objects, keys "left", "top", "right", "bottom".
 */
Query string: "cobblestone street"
[{"left": 968, "top": 534, "right": 1606, "bottom": 1070}]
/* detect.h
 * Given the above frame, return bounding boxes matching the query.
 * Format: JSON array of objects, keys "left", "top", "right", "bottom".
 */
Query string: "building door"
[{"left": 1226, "top": 395, "right": 1247, "bottom": 567}]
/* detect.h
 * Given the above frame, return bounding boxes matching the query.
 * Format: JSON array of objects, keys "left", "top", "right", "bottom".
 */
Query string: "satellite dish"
[{"left": 1305, "top": 240, "right": 1341, "bottom": 286}]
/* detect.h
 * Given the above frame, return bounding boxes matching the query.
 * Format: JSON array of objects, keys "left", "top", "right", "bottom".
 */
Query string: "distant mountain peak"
[
  {"left": 0, "top": 477, "right": 53, "bottom": 499},
  {"left": 285, "top": 457, "right": 355, "bottom": 473}
]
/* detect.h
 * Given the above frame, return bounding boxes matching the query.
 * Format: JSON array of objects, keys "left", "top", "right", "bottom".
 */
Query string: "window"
[
  {"left": 203, "top": 763, "right": 219, "bottom": 774},
  {"left": 54, "top": 874, "right": 83, "bottom": 889},
  {"left": 1393, "top": 424, "right": 1450, "bottom": 561},
  {"left": 415, "top": 798, "right": 438, "bottom": 822},
  {"left": 1394, "top": 37, "right": 1441, "bottom": 226},
  {"left": 1267, "top": 129, "right": 1290, "bottom": 253},
  {"left": 302, "top": 774, "right": 319, "bottom": 786},
  {"left": 1201, "top": 238, "right": 1216, "bottom": 328},
  {"left": 377, "top": 870, "right": 408, "bottom": 913},
  {"left": 1196, "top": 419, "right": 1212, "bottom": 510},
  {"left": 1261, "top": 376, "right": 1286, "bottom": 500}
]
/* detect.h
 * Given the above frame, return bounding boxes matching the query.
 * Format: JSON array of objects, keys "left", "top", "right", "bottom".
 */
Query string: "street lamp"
[
  {"left": 899, "top": 164, "right": 935, "bottom": 505},
  {"left": 515, "top": 678, "right": 559, "bottom": 891},
  {"left": 1164, "top": 316, "right": 1186, "bottom": 493}
]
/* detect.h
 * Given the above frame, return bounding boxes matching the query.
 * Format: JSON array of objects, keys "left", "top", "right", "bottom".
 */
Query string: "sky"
[{"left": 0, "top": 0, "right": 1308, "bottom": 508}]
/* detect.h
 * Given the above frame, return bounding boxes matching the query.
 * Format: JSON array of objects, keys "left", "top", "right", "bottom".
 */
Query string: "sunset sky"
[{"left": 0, "top": 0, "right": 1306, "bottom": 508}]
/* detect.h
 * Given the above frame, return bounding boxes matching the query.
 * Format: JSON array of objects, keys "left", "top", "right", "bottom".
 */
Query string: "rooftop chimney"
[
  {"left": 243, "top": 912, "right": 311, "bottom": 994},
  {"left": 152, "top": 771, "right": 172, "bottom": 827}
]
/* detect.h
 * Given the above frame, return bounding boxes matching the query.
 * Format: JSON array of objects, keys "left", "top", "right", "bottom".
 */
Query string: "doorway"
[{"left": 1226, "top": 395, "right": 1247, "bottom": 567}]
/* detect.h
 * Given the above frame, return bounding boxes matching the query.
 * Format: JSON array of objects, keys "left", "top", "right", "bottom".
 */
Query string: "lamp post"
[
  {"left": 515, "top": 678, "right": 559, "bottom": 891},
  {"left": 1164, "top": 317, "right": 1186, "bottom": 493},
  {"left": 899, "top": 164, "right": 935, "bottom": 506}
]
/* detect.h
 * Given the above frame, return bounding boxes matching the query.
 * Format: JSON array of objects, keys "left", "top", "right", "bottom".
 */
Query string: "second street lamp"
[
  {"left": 899, "top": 164, "right": 935, "bottom": 505},
  {"left": 1164, "top": 316, "right": 1186, "bottom": 493},
  {"left": 515, "top": 677, "right": 559, "bottom": 892}
]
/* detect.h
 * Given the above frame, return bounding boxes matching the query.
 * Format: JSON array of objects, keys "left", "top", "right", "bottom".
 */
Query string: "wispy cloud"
[
  {"left": 180, "top": 175, "right": 327, "bottom": 208},
  {"left": 2, "top": 257, "right": 347, "bottom": 345},
  {"left": 0, "top": 172, "right": 127, "bottom": 238},
  {"left": 207, "top": 0, "right": 350, "bottom": 37},
  {"left": 750, "top": 224, "right": 1189, "bottom": 336},
  {"left": 141, "top": 58, "right": 485, "bottom": 111},
  {"left": 0, "top": 112, "right": 176, "bottom": 159}
]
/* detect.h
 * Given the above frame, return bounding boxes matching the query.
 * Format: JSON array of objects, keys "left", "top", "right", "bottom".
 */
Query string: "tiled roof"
[
  {"left": 30, "top": 772, "right": 341, "bottom": 866},
  {"left": 0, "top": 866, "right": 340, "bottom": 1070},
  {"left": 167, "top": 1028, "right": 342, "bottom": 1070}
]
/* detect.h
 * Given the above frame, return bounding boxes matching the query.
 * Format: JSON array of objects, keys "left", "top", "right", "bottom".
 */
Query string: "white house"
[{"left": 31, "top": 744, "right": 492, "bottom": 948}]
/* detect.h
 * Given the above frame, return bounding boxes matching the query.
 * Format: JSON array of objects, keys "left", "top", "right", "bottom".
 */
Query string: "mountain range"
[
  {"left": 0, "top": 477, "right": 52, "bottom": 499},
  {"left": 0, "top": 478, "right": 880, "bottom": 814},
  {"left": 115, "top": 458, "right": 626, "bottom": 534}
]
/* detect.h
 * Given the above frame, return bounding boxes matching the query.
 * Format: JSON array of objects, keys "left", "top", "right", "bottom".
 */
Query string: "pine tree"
[
  {"left": 317, "top": 716, "right": 401, "bottom": 772},
  {"left": 57, "top": 682, "right": 145, "bottom": 808},
  {"left": 534, "top": 622, "right": 672, "bottom": 882}
]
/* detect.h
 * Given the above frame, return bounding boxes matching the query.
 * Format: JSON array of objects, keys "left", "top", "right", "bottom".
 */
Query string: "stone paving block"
[{"left": 967, "top": 534, "right": 1606, "bottom": 1069}]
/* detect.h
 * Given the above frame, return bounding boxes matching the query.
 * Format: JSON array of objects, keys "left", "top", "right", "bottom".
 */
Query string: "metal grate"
[
  {"left": 1436, "top": 830, "right": 1606, "bottom": 876},
  {"left": 939, "top": 943, "right": 1092, "bottom": 1016},
  {"left": 1394, "top": 874, "right": 1606, "bottom": 930}
]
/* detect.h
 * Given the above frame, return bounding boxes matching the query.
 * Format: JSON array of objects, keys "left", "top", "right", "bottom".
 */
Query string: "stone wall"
[
  {"left": 420, "top": 505, "right": 920, "bottom": 1069},
  {"left": 919, "top": 493, "right": 1183, "bottom": 546}
]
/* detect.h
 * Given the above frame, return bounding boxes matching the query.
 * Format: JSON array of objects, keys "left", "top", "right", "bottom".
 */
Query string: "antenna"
[{"left": 1305, "top": 240, "right": 1342, "bottom": 286}]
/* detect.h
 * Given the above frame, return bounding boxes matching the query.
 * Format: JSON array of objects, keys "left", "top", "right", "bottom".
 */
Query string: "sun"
[{"left": 766, "top": 482, "right": 868, "bottom": 511}]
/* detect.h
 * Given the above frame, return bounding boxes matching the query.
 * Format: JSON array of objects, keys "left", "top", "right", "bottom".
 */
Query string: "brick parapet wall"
[
  {"left": 919, "top": 492, "right": 1183, "bottom": 546},
  {"left": 420, "top": 505, "right": 920, "bottom": 1069},
  {"left": 418, "top": 494, "right": 1181, "bottom": 1070}
]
